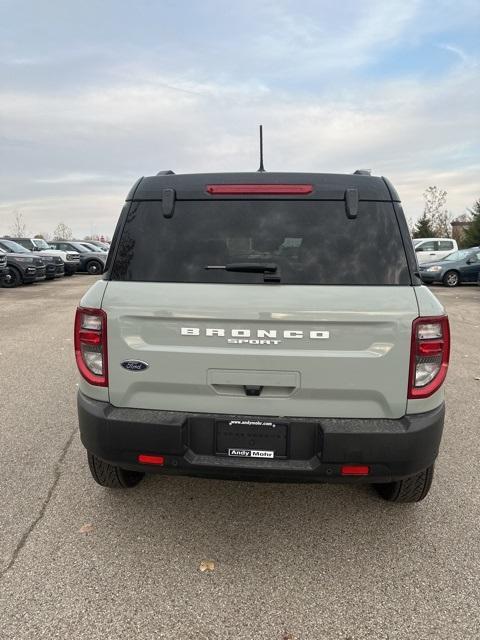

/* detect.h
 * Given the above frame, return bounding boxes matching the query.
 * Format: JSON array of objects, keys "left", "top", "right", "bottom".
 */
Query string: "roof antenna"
[{"left": 257, "top": 124, "right": 265, "bottom": 172}]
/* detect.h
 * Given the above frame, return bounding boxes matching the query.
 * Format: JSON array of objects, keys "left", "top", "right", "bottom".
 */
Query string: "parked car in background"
[
  {"left": 0, "top": 239, "right": 47, "bottom": 283},
  {"left": 0, "top": 248, "right": 38, "bottom": 287},
  {"left": 48, "top": 241, "right": 107, "bottom": 275},
  {"left": 413, "top": 238, "right": 457, "bottom": 264},
  {"left": 0, "top": 252, "right": 7, "bottom": 279},
  {"left": 0, "top": 239, "right": 63, "bottom": 280},
  {"left": 419, "top": 247, "right": 480, "bottom": 287},
  {"left": 10, "top": 237, "right": 80, "bottom": 276},
  {"left": 74, "top": 241, "right": 108, "bottom": 253},
  {"left": 85, "top": 240, "right": 110, "bottom": 251}
]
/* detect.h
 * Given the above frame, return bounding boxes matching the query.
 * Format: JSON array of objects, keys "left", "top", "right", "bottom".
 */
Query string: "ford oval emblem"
[{"left": 121, "top": 360, "right": 149, "bottom": 372}]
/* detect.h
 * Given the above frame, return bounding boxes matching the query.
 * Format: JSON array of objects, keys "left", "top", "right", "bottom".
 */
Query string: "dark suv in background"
[
  {"left": 0, "top": 252, "right": 7, "bottom": 279},
  {"left": 0, "top": 247, "right": 39, "bottom": 287},
  {"left": 48, "top": 241, "right": 107, "bottom": 275},
  {"left": 0, "top": 239, "right": 47, "bottom": 283},
  {"left": 0, "top": 239, "right": 63, "bottom": 281}
]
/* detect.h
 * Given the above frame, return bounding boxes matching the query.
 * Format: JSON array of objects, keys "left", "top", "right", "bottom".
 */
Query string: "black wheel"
[
  {"left": 87, "top": 452, "right": 144, "bottom": 488},
  {"left": 2, "top": 266, "right": 22, "bottom": 288},
  {"left": 374, "top": 465, "right": 434, "bottom": 503},
  {"left": 443, "top": 270, "right": 459, "bottom": 287},
  {"left": 86, "top": 260, "right": 103, "bottom": 275}
]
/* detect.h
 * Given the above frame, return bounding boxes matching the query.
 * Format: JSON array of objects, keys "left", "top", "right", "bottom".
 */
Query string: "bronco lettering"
[{"left": 181, "top": 327, "right": 330, "bottom": 339}]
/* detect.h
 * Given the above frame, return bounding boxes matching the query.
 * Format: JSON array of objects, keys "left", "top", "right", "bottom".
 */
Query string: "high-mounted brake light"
[
  {"left": 206, "top": 184, "right": 313, "bottom": 195},
  {"left": 408, "top": 316, "right": 450, "bottom": 399},
  {"left": 74, "top": 307, "right": 108, "bottom": 386}
]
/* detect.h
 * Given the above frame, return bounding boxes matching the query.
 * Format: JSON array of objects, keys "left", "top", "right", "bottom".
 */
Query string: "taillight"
[
  {"left": 138, "top": 454, "right": 165, "bottom": 465},
  {"left": 206, "top": 184, "right": 313, "bottom": 195},
  {"left": 74, "top": 307, "right": 108, "bottom": 386},
  {"left": 340, "top": 465, "right": 370, "bottom": 476},
  {"left": 408, "top": 316, "right": 450, "bottom": 399}
]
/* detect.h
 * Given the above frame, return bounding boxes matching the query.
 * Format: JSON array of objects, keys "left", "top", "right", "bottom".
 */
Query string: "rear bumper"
[{"left": 78, "top": 392, "right": 445, "bottom": 483}]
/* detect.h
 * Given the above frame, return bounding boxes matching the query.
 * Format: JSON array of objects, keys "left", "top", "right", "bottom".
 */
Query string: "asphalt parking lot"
[{"left": 0, "top": 277, "right": 479, "bottom": 640}]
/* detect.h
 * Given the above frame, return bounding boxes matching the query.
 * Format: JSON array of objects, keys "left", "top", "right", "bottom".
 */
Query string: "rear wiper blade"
[{"left": 205, "top": 262, "right": 278, "bottom": 273}]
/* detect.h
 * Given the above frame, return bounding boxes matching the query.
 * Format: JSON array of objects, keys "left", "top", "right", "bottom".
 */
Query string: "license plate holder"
[{"left": 216, "top": 419, "right": 288, "bottom": 459}]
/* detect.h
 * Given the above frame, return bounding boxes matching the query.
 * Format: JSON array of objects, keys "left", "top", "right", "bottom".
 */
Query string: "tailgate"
[{"left": 102, "top": 282, "right": 419, "bottom": 419}]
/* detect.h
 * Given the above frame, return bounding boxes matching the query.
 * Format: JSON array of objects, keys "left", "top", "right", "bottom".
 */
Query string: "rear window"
[{"left": 111, "top": 200, "right": 410, "bottom": 285}]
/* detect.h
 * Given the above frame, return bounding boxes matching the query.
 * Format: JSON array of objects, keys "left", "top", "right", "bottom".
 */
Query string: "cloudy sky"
[{"left": 0, "top": 0, "right": 479, "bottom": 238}]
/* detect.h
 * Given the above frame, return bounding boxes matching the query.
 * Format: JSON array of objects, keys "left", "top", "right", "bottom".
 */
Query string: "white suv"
[
  {"left": 413, "top": 238, "right": 457, "bottom": 264},
  {"left": 75, "top": 171, "right": 450, "bottom": 504}
]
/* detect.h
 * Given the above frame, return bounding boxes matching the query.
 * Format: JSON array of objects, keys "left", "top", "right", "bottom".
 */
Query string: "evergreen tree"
[
  {"left": 463, "top": 199, "right": 480, "bottom": 247},
  {"left": 412, "top": 211, "right": 435, "bottom": 238}
]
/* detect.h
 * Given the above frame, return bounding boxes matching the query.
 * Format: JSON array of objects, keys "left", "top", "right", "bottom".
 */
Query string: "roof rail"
[
  {"left": 353, "top": 169, "right": 371, "bottom": 176},
  {"left": 156, "top": 170, "right": 175, "bottom": 176}
]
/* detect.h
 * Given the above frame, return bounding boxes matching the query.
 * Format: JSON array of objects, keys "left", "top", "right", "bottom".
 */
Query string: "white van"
[{"left": 413, "top": 238, "right": 457, "bottom": 264}]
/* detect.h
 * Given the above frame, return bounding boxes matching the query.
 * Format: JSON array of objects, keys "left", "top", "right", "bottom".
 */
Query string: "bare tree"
[
  {"left": 34, "top": 232, "right": 51, "bottom": 240},
  {"left": 9, "top": 210, "right": 28, "bottom": 236},
  {"left": 422, "top": 186, "right": 452, "bottom": 237},
  {"left": 406, "top": 216, "right": 416, "bottom": 236},
  {"left": 52, "top": 222, "right": 73, "bottom": 240}
]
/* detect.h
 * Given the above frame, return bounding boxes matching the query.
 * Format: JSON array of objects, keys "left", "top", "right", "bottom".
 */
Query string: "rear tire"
[
  {"left": 374, "top": 465, "right": 434, "bottom": 503},
  {"left": 2, "top": 266, "right": 22, "bottom": 288},
  {"left": 87, "top": 452, "right": 144, "bottom": 488},
  {"left": 86, "top": 260, "right": 103, "bottom": 275},
  {"left": 443, "top": 270, "right": 459, "bottom": 287}
]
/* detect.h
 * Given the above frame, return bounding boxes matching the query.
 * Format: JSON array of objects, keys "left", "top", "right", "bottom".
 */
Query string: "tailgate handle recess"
[
  {"left": 244, "top": 385, "right": 263, "bottom": 397},
  {"left": 208, "top": 369, "right": 300, "bottom": 398}
]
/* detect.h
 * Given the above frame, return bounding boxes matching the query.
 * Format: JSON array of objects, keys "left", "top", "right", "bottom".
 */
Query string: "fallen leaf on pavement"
[{"left": 199, "top": 560, "right": 215, "bottom": 572}]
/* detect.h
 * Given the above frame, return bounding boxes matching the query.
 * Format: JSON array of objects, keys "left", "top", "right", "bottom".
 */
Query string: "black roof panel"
[{"left": 126, "top": 172, "right": 399, "bottom": 202}]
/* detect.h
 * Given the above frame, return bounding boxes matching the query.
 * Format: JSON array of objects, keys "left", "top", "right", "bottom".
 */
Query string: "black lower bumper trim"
[{"left": 77, "top": 392, "right": 445, "bottom": 483}]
